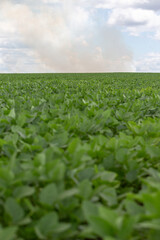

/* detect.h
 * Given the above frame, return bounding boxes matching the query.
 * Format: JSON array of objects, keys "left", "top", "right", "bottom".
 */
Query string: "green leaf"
[
  {"left": 104, "top": 237, "right": 116, "bottom": 240},
  {"left": 0, "top": 168, "right": 14, "bottom": 188},
  {"left": 146, "top": 145, "right": 160, "bottom": 159},
  {"left": 141, "top": 192, "right": 160, "bottom": 216},
  {"left": 125, "top": 199, "right": 144, "bottom": 216},
  {"left": 51, "top": 131, "right": 68, "bottom": 147},
  {"left": 39, "top": 183, "right": 58, "bottom": 206},
  {"left": 17, "top": 112, "right": 26, "bottom": 127},
  {"left": 103, "top": 154, "right": 115, "bottom": 170},
  {"left": 0, "top": 138, "right": 7, "bottom": 147},
  {"left": 100, "top": 188, "right": 117, "bottom": 206},
  {"left": 118, "top": 216, "right": 135, "bottom": 239},
  {"left": 115, "top": 148, "right": 127, "bottom": 163},
  {"left": 5, "top": 198, "right": 24, "bottom": 223},
  {"left": 68, "top": 138, "right": 81, "bottom": 154},
  {"left": 55, "top": 223, "right": 71, "bottom": 233},
  {"left": 77, "top": 168, "right": 94, "bottom": 181},
  {"left": 35, "top": 212, "right": 58, "bottom": 239},
  {"left": 82, "top": 201, "right": 98, "bottom": 221},
  {"left": 89, "top": 216, "right": 115, "bottom": 237},
  {"left": 59, "top": 188, "right": 78, "bottom": 200},
  {"left": 46, "top": 159, "right": 66, "bottom": 181},
  {"left": 0, "top": 227, "right": 17, "bottom": 240},
  {"left": 94, "top": 171, "right": 117, "bottom": 183},
  {"left": 13, "top": 186, "right": 35, "bottom": 199},
  {"left": 8, "top": 109, "right": 16, "bottom": 119},
  {"left": 11, "top": 125, "right": 26, "bottom": 138},
  {"left": 138, "top": 219, "right": 160, "bottom": 230},
  {"left": 126, "top": 170, "right": 137, "bottom": 183},
  {"left": 98, "top": 206, "right": 118, "bottom": 227},
  {"left": 79, "top": 180, "right": 92, "bottom": 199}
]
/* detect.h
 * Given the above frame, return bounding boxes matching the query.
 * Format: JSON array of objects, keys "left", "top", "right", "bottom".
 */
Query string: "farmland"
[{"left": 0, "top": 72, "right": 160, "bottom": 240}]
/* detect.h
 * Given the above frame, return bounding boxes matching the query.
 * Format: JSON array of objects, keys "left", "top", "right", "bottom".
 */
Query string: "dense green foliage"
[{"left": 0, "top": 73, "right": 160, "bottom": 240}]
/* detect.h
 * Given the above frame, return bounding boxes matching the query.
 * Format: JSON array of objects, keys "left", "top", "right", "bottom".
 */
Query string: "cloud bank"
[
  {"left": 98, "top": 0, "right": 160, "bottom": 39},
  {"left": 0, "top": 0, "right": 135, "bottom": 73}
]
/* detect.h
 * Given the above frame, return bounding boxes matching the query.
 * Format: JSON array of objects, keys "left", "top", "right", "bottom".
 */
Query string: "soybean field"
[{"left": 0, "top": 73, "right": 160, "bottom": 240}]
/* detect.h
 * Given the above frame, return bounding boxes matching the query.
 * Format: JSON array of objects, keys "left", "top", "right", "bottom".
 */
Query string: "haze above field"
[{"left": 1, "top": 0, "right": 160, "bottom": 73}]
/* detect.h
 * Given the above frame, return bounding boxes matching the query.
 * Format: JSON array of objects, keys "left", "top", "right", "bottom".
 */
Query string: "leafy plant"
[{"left": 0, "top": 72, "right": 160, "bottom": 239}]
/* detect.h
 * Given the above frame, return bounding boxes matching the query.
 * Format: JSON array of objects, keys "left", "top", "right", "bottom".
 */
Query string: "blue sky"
[{"left": 1, "top": 0, "right": 160, "bottom": 73}]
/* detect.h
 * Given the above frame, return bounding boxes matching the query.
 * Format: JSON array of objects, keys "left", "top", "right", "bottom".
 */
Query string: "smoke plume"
[{"left": 1, "top": 0, "right": 135, "bottom": 72}]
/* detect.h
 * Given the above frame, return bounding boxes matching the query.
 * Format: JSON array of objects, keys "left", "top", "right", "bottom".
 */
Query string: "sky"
[{"left": 0, "top": 0, "right": 160, "bottom": 73}]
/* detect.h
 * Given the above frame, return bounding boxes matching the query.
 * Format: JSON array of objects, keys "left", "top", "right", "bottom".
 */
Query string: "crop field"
[{"left": 1, "top": 72, "right": 160, "bottom": 240}]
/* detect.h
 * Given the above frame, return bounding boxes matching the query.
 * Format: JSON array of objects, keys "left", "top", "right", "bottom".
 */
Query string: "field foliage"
[{"left": 0, "top": 73, "right": 160, "bottom": 239}]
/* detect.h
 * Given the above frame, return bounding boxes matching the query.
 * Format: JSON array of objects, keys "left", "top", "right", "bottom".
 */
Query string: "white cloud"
[
  {"left": 94, "top": 0, "right": 160, "bottom": 10},
  {"left": 84, "top": 0, "right": 160, "bottom": 40},
  {"left": 107, "top": 8, "right": 160, "bottom": 37},
  {"left": 0, "top": 0, "right": 134, "bottom": 72},
  {"left": 41, "top": 0, "right": 60, "bottom": 3},
  {"left": 95, "top": 0, "right": 147, "bottom": 9},
  {"left": 107, "top": 6, "right": 160, "bottom": 39},
  {"left": 1, "top": 0, "right": 160, "bottom": 73},
  {"left": 135, "top": 52, "right": 160, "bottom": 72},
  {"left": 138, "top": 0, "right": 160, "bottom": 11}
]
